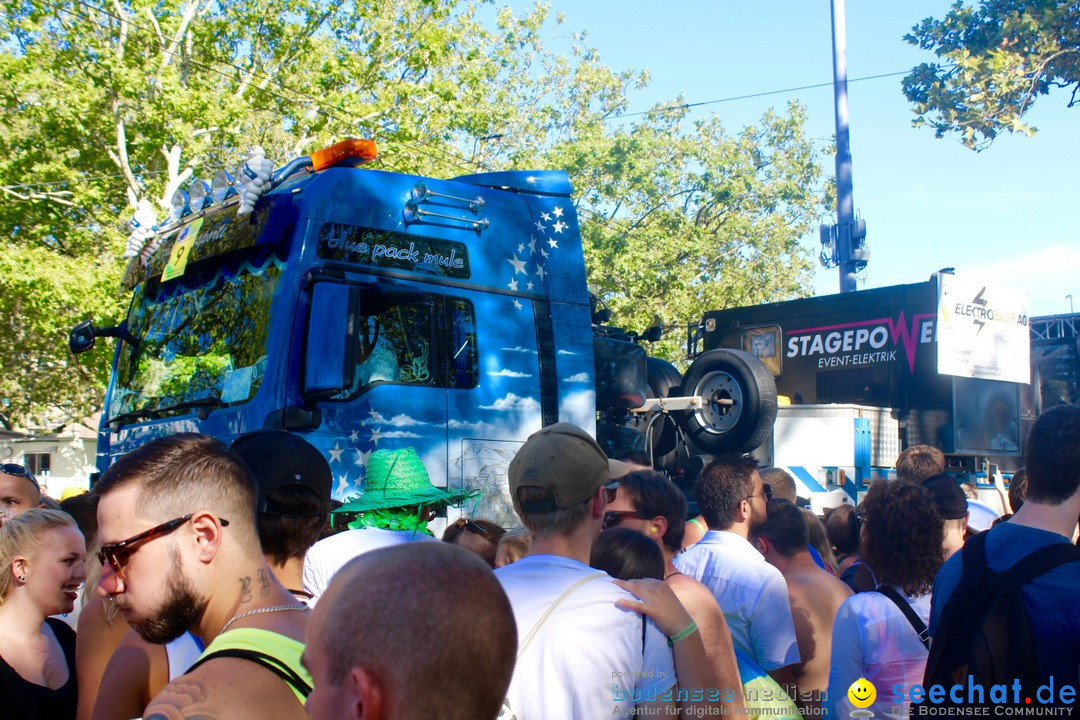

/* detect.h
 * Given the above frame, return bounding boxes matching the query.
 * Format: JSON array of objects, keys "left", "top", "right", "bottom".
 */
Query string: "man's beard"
[
  {"left": 129, "top": 548, "right": 208, "bottom": 644},
  {"left": 748, "top": 502, "right": 766, "bottom": 533}
]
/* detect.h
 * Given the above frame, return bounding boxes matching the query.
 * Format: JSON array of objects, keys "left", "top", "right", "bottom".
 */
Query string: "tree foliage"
[
  {"left": 551, "top": 102, "right": 822, "bottom": 363},
  {"left": 903, "top": 0, "right": 1080, "bottom": 150},
  {"left": 0, "top": 0, "right": 825, "bottom": 427}
]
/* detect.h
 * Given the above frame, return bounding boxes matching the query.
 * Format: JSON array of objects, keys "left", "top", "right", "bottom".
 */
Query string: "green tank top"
[{"left": 189, "top": 628, "right": 313, "bottom": 705}]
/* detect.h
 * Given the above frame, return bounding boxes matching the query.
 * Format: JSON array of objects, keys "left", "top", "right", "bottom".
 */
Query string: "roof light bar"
[{"left": 309, "top": 138, "right": 378, "bottom": 172}]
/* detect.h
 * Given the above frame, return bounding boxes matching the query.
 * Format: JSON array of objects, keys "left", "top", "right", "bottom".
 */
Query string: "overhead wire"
[
  {"left": 0, "top": 170, "right": 166, "bottom": 193},
  {"left": 11, "top": 1, "right": 916, "bottom": 190},
  {"left": 609, "top": 71, "right": 911, "bottom": 120}
]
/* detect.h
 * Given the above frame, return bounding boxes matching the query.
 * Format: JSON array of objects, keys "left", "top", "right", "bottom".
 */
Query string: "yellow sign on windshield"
[{"left": 162, "top": 218, "right": 204, "bottom": 281}]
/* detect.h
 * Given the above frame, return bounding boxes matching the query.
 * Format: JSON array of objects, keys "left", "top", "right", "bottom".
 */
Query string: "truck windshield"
[{"left": 108, "top": 251, "right": 284, "bottom": 422}]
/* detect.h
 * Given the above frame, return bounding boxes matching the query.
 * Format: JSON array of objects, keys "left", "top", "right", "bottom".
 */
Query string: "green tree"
[
  {"left": 903, "top": 0, "right": 1080, "bottom": 150},
  {"left": 0, "top": 0, "right": 825, "bottom": 426},
  {"left": 551, "top": 101, "right": 823, "bottom": 364}
]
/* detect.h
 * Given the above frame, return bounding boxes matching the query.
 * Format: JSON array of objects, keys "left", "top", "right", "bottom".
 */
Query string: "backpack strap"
[
  {"left": 996, "top": 538, "right": 1080, "bottom": 587},
  {"left": 874, "top": 586, "right": 929, "bottom": 650},
  {"left": 950, "top": 531, "right": 1080, "bottom": 613},
  {"left": 187, "top": 648, "right": 312, "bottom": 698}
]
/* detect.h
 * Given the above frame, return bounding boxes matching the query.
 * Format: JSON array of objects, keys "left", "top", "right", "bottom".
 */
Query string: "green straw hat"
[{"left": 335, "top": 448, "right": 473, "bottom": 514}]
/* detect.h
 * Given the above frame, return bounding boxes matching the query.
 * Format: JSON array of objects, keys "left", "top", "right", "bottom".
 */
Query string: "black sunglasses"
[
  {"left": 603, "top": 482, "right": 620, "bottom": 504},
  {"left": 1, "top": 463, "right": 38, "bottom": 491},
  {"left": 97, "top": 514, "right": 230, "bottom": 577},
  {"left": 747, "top": 483, "right": 773, "bottom": 502},
  {"left": 602, "top": 510, "right": 648, "bottom": 530},
  {"left": 462, "top": 518, "right": 505, "bottom": 544},
  {"left": 854, "top": 511, "right": 866, "bottom": 535}
]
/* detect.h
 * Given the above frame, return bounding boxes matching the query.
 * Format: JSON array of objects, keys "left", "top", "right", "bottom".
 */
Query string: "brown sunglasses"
[{"left": 98, "top": 514, "right": 229, "bottom": 577}]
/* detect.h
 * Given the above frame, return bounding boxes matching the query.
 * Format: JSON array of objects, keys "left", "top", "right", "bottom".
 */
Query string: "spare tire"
[
  {"left": 639, "top": 357, "right": 682, "bottom": 460},
  {"left": 676, "top": 349, "right": 777, "bottom": 454}
]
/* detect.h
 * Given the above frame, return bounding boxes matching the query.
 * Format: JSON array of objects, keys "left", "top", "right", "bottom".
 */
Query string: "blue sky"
[{"left": 502, "top": 1, "right": 1079, "bottom": 317}]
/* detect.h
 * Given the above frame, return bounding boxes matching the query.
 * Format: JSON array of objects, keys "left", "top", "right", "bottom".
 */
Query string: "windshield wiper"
[
  {"left": 107, "top": 397, "right": 226, "bottom": 432},
  {"left": 155, "top": 397, "right": 226, "bottom": 420},
  {"left": 106, "top": 408, "right": 157, "bottom": 430}
]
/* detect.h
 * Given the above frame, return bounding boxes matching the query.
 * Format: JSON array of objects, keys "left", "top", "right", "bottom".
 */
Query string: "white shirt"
[
  {"left": 303, "top": 527, "right": 438, "bottom": 604},
  {"left": 495, "top": 555, "right": 677, "bottom": 719},
  {"left": 166, "top": 632, "right": 205, "bottom": 680},
  {"left": 674, "top": 530, "right": 800, "bottom": 671},
  {"left": 826, "top": 588, "right": 931, "bottom": 720}
]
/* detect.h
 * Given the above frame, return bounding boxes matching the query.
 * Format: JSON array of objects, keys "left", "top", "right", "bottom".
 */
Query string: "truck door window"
[
  {"left": 340, "top": 295, "right": 433, "bottom": 396},
  {"left": 331, "top": 293, "right": 478, "bottom": 399}
]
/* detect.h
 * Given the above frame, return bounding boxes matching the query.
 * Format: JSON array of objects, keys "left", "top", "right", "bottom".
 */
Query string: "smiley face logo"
[{"left": 848, "top": 678, "right": 876, "bottom": 708}]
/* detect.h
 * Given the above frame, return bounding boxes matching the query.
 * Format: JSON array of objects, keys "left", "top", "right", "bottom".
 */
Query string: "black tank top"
[{"left": 0, "top": 617, "right": 78, "bottom": 719}]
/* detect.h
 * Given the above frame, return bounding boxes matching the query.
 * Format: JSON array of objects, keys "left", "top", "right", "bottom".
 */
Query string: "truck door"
[
  {"left": 446, "top": 288, "right": 547, "bottom": 528},
  {"left": 302, "top": 281, "right": 451, "bottom": 500}
]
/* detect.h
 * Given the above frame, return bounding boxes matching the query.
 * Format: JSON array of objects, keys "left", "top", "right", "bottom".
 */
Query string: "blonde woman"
[{"left": 0, "top": 508, "right": 87, "bottom": 719}]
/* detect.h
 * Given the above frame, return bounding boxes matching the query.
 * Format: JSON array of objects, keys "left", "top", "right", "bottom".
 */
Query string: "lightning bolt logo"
[{"left": 971, "top": 287, "right": 988, "bottom": 335}]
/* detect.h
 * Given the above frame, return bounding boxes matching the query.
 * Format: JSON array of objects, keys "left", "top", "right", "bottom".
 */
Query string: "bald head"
[{"left": 307, "top": 542, "right": 517, "bottom": 720}]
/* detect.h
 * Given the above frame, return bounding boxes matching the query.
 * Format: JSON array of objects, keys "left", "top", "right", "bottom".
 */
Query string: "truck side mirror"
[
  {"left": 69, "top": 320, "right": 137, "bottom": 354},
  {"left": 302, "top": 283, "right": 360, "bottom": 402},
  {"left": 69, "top": 320, "right": 97, "bottom": 354}
]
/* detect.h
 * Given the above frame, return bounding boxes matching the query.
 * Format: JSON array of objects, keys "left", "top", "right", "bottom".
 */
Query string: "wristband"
[{"left": 667, "top": 621, "right": 698, "bottom": 647}]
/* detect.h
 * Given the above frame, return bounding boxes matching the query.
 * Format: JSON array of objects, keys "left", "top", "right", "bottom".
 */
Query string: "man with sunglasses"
[
  {"left": 0, "top": 462, "right": 43, "bottom": 524},
  {"left": 95, "top": 433, "right": 312, "bottom": 720},
  {"left": 674, "top": 455, "right": 802, "bottom": 690}
]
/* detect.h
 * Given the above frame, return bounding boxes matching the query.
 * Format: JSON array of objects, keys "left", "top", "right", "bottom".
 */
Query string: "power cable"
[
  {"left": 0, "top": 170, "right": 166, "bottom": 193},
  {"left": 610, "top": 71, "right": 911, "bottom": 120},
  {"left": 13, "top": 3, "right": 916, "bottom": 185}
]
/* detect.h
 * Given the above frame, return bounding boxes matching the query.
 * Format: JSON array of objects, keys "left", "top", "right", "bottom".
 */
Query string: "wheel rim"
[{"left": 690, "top": 370, "right": 744, "bottom": 434}]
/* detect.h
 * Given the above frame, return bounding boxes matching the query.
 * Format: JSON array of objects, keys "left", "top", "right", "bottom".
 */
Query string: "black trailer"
[{"left": 689, "top": 276, "right": 1033, "bottom": 473}]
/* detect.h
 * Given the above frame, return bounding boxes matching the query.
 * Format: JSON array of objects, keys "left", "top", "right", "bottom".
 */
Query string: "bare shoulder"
[
  {"left": 144, "top": 659, "right": 308, "bottom": 720},
  {"left": 76, "top": 597, "right": 129, "bottom": 650},
  {"left": 667, "top": 574, "right": 725, "bottom": 622},
  {"left": 785, "top": 569, "right": 853, "bottom": 607}
]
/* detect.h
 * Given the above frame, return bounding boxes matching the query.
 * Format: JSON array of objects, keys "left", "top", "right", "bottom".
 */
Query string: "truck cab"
[{"left": 85, "top": 146, "right": 604, "bottom": 526}]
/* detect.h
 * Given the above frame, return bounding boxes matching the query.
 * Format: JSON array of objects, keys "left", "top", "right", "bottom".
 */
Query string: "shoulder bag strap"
[
  {"left": 874, "top": 586, "right": 930, "bottom": 650},
  {"left": 517, "top": 571, "right": 607, "bottom": 660}
]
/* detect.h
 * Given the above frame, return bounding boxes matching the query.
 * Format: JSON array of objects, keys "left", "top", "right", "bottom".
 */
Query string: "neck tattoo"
[{"left": 220, "top": 604, "right": 309, "bottom": 634}]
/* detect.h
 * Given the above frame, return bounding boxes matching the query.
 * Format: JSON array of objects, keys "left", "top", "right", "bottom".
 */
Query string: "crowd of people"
[{"left": 0, "top": 404, "right": 1077, "bottom": 719}]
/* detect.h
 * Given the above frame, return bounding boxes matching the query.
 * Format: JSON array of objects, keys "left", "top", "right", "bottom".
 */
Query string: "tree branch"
[
  {"left": 253, "top": 0, "right": 347, "bottom": 97},
  {"left": 110, "top": 0, "right": 129, "bottom": 61},
  {"left": 158, "top": 144, "right": 193, "bottom": 211},
  {"left": 109, "top": 102, "right": 142, "bottom": 208},
  {"left": 234, "top": 17, "right": 267, "bottom": 99},
  {"left": 1018, "top": 48, "right": 1079, "bottom": 117},
  {"left": 156, "top": 0, "right": 202, "bottom": 86},
  {"left": 0, "top": 186, "right": 78, "bottom": 207},
  {"left": 144, "top": 6, "right": 166, "bottom": 47}
]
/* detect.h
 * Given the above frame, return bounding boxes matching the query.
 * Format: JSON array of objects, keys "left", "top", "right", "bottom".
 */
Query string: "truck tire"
[
  {"left": 641, "top": 357, "right": 682, "bottom": 459},
  {"left": 676, "top": 349, "right": 777, "bottom": 454}
]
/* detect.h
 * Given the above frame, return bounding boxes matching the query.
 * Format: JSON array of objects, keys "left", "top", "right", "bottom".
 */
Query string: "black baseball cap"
[
  {"left": 231, "top": 430, "right": 332, "bottom": 517},
  {"left": 921, "top": 473, "right": 968, "bottom": 520}
]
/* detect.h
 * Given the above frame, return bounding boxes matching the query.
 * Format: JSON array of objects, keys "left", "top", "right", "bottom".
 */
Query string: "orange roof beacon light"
[{"left": 309, "top": 138, "right": 378, "bottom": 172}]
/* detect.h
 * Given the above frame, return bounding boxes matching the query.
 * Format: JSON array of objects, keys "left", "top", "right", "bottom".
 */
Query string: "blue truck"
[{"left": 70, "top": 139, "right": 776, "bottom": 525}]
